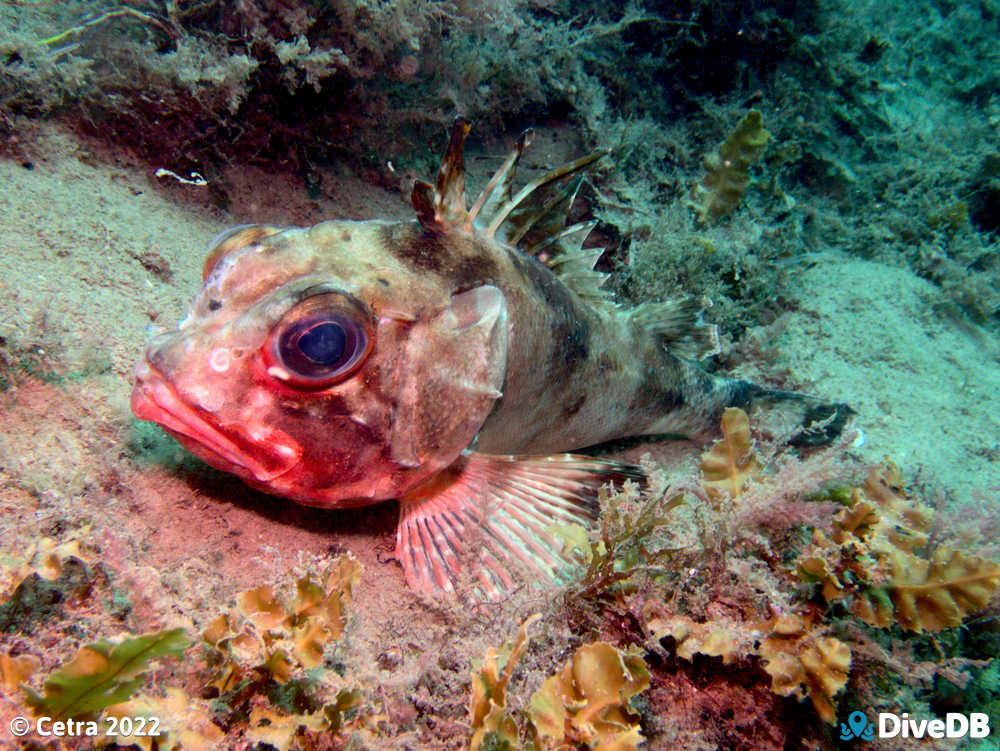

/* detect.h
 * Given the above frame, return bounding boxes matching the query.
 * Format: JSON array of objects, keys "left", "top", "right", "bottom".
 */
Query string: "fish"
[{"left": 131, "top": 119, "right": 852, "bottom": 597}]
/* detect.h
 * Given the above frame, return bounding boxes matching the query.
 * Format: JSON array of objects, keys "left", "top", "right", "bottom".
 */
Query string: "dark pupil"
[
  {"left": 298, "top": 322, "right": 345, "bottom": 364},
  {"left": 275, "top": 311, "right": 367, "bottom": 384}
]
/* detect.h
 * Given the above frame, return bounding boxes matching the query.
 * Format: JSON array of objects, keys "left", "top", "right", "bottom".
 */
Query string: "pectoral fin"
[{"left": 395, "top": 452, "right": 643, "bottom": 598}]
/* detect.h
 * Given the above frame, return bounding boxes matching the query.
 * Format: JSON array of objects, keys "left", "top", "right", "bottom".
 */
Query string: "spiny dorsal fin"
[
  {"left": 468, "top": 129, "right": 532, "bottom": 227},
  {"left": 414, "top": 119, "right": 616, "bottom": 306},
  {"left": 484, "top": 149, "right": 607, "bottom": 238},
  {"left": 548, "top": 245, "right": 603, "bottom": 270},
  {"left": 509, "top": 175, "right": 584, "bottom": 249},
  {"left": 532, "top": 221, "right": 597, "bottom": 261},
  {"left": 412, "top": 118, "right": 473, "bottom": 233},
  {"left": 529, "top": 221, "right": 612, "bottom": 303},
  {"left": 631, "top": 297, "right": 721, "bottom": 360}
]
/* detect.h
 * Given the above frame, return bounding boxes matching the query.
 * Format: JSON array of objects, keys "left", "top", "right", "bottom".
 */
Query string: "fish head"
[{"left": 131, "top": 220, "right": 508, "bottom": 507}]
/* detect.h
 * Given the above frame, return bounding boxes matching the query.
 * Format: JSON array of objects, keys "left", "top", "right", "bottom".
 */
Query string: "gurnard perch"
[{"left": 131, "top": 120, "right": 852, "bottom": 596}]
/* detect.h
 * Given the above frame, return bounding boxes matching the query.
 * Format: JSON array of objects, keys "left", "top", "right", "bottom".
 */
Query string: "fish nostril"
[
  {"left": 147, "top": 344, "right": 167, "bottom": 371},
  {"left": 133, "top": 359, "right": 151, "bottom": 383},
  {"left": 144, "top": 332, "right": 178, "bottom": 372}
]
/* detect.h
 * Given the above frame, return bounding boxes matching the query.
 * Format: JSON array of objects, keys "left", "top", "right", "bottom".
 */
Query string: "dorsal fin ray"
[
  {"left": 468, "top": 129, "right": 533, "bottom": 228},
  {"left": 411, "top": 180, "right": 437, "bottom": 230},
  {"left": 527, "top": 220, "right": 597, "bottom": 259},
  {"left": 435, "top": 117, "right": 471, "bottom": 226},
  {"left": 507, "top": 175, "right": 584, "bottom": 248},
  {"left": 528, "top": 221, "right": 614, "bottom": 304},
  {"left": 485, "top": 149, "right": 607, "bottom": 238},
  {"left": 548, "top": 246, "right": 604, "bottom": 272},
  {"left": 412, "top": 118, "right": 472, "bottom": 233}
]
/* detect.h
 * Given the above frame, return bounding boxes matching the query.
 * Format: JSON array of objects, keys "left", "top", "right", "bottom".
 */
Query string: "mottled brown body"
[{"left": 376, "top": 221, "right": 725, "bottom": 454}]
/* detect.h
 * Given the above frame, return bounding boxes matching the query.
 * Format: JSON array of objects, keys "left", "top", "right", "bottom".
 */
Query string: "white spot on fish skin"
[
  {"left": 267, "top": 365, "right": 291, "bottom": 381},
  {"left": 247, "top": 425, "right": 267, "bottom": 442},
  {"left": 379, "top": 311, "right": 417, "bottom": 324},
  {"left": 193, "top": 386, "right": 223, "bottom": 413},
  {"left": 210, "top": 348, "right": 231, "bottom": 372},
  {"left": 273, "top": 443, "right": 297, "bottom": 459},
  {"left": 205, "top": 254, "right": 238, "bottom": 286},
  {"left": 265, "top": 301, "right": 287, "bottom": 320}
]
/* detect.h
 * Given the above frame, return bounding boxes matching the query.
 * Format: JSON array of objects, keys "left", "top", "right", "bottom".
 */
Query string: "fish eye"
[{"left": 271, "top": 312, "right": 369, "bottom": 387}]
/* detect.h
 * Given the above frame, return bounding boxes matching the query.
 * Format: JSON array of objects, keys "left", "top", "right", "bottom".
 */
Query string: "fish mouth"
[{"left": 131, "top": 360, "right": 301, "bottom": 483}]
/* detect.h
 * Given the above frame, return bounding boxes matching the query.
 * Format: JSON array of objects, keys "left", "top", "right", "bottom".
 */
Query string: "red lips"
[{"left": 131, "top": 359, "right": 302, "bottom": 482}]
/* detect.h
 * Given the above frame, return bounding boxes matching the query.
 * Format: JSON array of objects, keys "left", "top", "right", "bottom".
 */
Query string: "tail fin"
[{"left": 728, "top": 380, "right": 855, "bottom": 446}]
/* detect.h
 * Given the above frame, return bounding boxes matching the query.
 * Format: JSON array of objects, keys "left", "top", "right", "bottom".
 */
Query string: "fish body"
[{"left": 132, "top": 120, "right": 850, "bottom": 595}]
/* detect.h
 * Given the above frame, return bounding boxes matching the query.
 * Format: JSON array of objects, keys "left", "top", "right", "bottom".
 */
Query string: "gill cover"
[{"left": 389, "top": 285, "right": 508, "bottom": 469}]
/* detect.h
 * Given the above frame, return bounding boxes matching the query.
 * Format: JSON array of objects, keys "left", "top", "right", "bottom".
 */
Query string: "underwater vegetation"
[
  {"left": 1, "top": 408, "right": 998, "bottom": 749},
  {"left": 689, "top": 109, "right": 771, "bottom": 226}
]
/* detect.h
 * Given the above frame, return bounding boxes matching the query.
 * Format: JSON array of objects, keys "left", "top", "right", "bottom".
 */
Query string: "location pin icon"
[{"left": 847, "top": 711, "right": 868, "bottom": 738}]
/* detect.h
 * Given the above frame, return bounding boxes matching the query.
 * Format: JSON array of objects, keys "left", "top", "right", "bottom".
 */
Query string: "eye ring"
[{"left": 262, "top": 294, "right": 373, "bottom": 390}]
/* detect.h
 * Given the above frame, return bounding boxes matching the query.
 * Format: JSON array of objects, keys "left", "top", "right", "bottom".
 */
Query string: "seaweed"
[
  {"left": 23, "top": 628, "right": 190, "bottom": 720},
  {"left": 565, "top": 479, "right": 685, "bottom": 603},
  {"left": 0, "top": 534, "right": 96, "bottom": 633},
  {"left": 757, "top": 613, "right": 851, "bottom": 725},
  {"left": 0, "top": 650, "right": 40, "bottom": 693},
  {"left": 468, "top": 618, "right": 650, "bottom": 751},
  {"left": 469, "top": 614, "right": 538, "bottom": 751},
  {"left": 528, "top": 641, "right": 649, "bottom": 750},
  {"left": 103, "top": 688, "right": 224, "bottom": 751},
  {"left": 689, "top": 110, "right": 771, "bottom": 225},
  {"left": 202, "top": 554, "right": 361, "bottom": 690},
  {"left": 698, "top": 406, "right": 763, "bottom": 501},
  {"left": 635, "top": 409, "right": 1000, "bottom": 730},
  {"left": 796, "top": 464, "right": 1000, "bottom": 632}
]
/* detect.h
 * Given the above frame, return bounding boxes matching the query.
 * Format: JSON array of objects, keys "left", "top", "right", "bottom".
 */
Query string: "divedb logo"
[{"left": 839, "top": 710, "right": 992, "bottom": 741}]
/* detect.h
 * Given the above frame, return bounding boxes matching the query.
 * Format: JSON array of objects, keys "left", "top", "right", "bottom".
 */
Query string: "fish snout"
[
  {"left": 130, "top": 358, "right": 158, "bottom": 422},
  {"left": 130, "top": 354, "right": 303, "bottom": 483}
]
